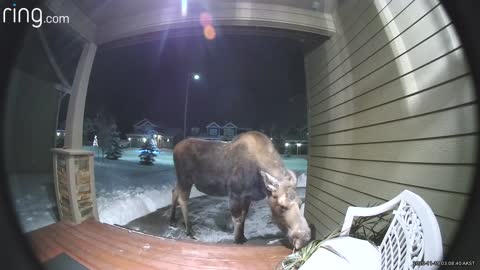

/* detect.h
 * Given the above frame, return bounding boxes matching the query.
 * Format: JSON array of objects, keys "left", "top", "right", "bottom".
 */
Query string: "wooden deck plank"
[
  {"left": 29, "top": 230, "right": 63, "bottom": 262},
  {"left": 43, "top": 222, "right": 151, "bottom": 270},
  {"left": 86, "top": 220, "right": 288, "bottom": 260},
  {"left": 65, "top": 222, "right": 232, "bottom": 270},
  {"left": 28, "top": 221, "right": 289, "bottom": 270}
]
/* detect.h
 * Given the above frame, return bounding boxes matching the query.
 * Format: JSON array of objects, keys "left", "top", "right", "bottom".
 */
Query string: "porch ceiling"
[
  {"left": 75, "top": 0, "right": 337, "bottom": 24},
  {"left": 72, "top": 0, "right": 335, "bottom": 48}
]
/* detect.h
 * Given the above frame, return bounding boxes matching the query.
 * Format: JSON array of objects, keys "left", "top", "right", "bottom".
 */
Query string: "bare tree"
[{"left": 93, "top": 111, "right": 115, "bottom": 159}]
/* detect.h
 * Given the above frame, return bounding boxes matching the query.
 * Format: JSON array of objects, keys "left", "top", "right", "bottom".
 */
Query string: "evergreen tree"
[
  {"left": 139, "top": 136, "right": 157, "bottom": 165},
  {"left": 105, "top": 124, "right": 122, "bottom": 160},
  {"left": 83, "top": 117, "right": 97, "bottom": 145}
]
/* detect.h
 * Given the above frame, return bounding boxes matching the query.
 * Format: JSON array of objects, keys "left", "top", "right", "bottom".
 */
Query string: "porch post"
[
  {"left": 64, "top": 42, "right": 97, "bottom": 149},
  {"left": 52, "top": 42, "right": 98, "bottom": 224}
]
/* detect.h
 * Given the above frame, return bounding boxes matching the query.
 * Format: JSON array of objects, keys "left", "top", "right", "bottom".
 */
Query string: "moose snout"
[{"left": 290, "top": 228, "right": 311, "bottom": 250}]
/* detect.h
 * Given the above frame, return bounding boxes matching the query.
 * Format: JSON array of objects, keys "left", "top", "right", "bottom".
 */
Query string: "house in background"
[
  {"left": 126, "top": 118, "right": 180, "bottom": 149},
  {"left": 126, "top": 119, "right": 158, "bottom": 147},
  {"left": 193, "top": 121, "right": 251, "bottom": 141},
  {"left": 190, "top": 127, "right": 201, "bottom": 136},
  {"left": 126, "top": 130, "right": 159, "bottom": 148},
  {"left": 133, "top": 119, "right": 158, "bottom": 134},
  {"left": 222, "top": 122, "right": 238, "bottom": 139},
  {"left": 206, "top": 122, "right": 222, "bottom": 137},
  {"left": 159, "top": 128, "right": 182, "bottom": 148}
]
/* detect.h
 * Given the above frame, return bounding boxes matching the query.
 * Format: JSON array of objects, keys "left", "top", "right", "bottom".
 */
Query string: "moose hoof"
[
  {"left": 186, "top": 228, "right": 197, "bottom": 239},
  {"left": 234, "top": 235, "right": 247, "bottom": 244},
  {"left": 169, "top": 221, "right": 177, "bottom": 228}
]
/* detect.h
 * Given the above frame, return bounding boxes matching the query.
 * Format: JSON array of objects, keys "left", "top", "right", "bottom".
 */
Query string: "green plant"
[
  {"left": 279, "top": 205, "right": 393, "bottom": 270},
  {"left": 279, "top": 228, "right": 347, "bottom": 270}
]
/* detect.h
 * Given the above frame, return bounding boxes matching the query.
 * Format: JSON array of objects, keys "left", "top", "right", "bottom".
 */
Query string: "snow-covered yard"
[{"left": 8, "top": 148, "right": 307, "bottom": 233}]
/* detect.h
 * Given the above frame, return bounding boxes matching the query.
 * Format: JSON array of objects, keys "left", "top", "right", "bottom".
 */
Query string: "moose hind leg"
[
  {"left": 169, "top": 187, "right": 179, "bottom": 227},
  {"left": 178, "top": 185, "right": 195, "bottom": 238},
  {"left": 230, "top": 197, "right": 251, "bottom": 244}
]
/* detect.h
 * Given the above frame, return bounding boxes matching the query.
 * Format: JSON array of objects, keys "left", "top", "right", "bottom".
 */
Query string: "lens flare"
[
  {"left": 181, "top": 0, "right": 188, "bottom": 16},
  {"left": 203, "top": 25, "right": 216, "bottom": 40}
]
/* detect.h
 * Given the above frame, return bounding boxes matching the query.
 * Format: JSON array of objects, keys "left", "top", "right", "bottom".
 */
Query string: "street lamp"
[
  {"left": 284, "top": 142, "right": 290, "bottom": 155},
  {"left": 296, "top": 143, "right": 302, "bottom": 155},
  {"left": 128, "top": 137, "right": 131, "bottom": 148},
  {"left": 183, "top": 73, "right": 201, "bottom": 139}
]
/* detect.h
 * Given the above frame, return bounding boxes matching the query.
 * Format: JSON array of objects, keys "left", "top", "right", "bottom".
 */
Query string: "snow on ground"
[
  {"left": 126, "top": 188, "right": 306, "bottom": 244},
  {"left": 8, "top": 173, "right": 58, "bottom": 232},
  {"left": 9, "top": 147, "right": 307, "bottom": 232}
]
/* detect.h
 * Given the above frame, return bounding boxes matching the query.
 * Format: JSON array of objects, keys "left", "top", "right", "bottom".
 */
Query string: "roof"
[
  {"left": 126, "top": 130, "right": 158, "bottom": 136},
  {"left": 206, "top": 122, "right": 222, "bottom": 128},
  {"left": 133, "top": 118, "right": 158, "bottom": 128},
  {"left": 223, "top": 122, "right": 238, "bottom": 128}
]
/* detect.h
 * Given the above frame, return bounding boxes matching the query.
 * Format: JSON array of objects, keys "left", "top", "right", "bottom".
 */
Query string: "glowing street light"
[
  {"left": 142, "top": 137, "right": 147, "bottom": 143},
  {"left": 296, "top": 143, "right": 302, "bottom": 155},
  {"left": 128, "top": 137, "right": 131, "bottom": 141},
  {"left": 184, "top": 72, "right": 202, "bottom": 138},
  {"left": 285, "top": 143, "right": 290, "bottom": 147},
  {"left": 56, "top": 132, "right": 61, "bottom": 137}
]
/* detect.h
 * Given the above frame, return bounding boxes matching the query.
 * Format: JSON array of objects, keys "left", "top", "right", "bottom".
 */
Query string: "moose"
[{"left": 170, "top": 131, "right": 311, "bottom": 249}]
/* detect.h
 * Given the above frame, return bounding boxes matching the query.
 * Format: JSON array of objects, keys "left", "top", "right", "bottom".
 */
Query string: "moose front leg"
[{"left": 230, "top": 196, "right": 251, "bottom": 244}]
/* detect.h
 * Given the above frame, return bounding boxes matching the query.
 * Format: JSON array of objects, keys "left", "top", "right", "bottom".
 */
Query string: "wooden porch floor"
[{"left": 27, "top": 219, "right": 290, "bottom": 269}]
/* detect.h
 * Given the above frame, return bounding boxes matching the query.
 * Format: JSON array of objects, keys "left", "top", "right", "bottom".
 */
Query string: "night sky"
[{"left": 85, "top": 34, "right": 307, "bottom": 134}]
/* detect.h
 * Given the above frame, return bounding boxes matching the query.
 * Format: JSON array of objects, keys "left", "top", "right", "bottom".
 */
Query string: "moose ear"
[{"left": 260, "top": 171, "right": 279, "bottom": 191}]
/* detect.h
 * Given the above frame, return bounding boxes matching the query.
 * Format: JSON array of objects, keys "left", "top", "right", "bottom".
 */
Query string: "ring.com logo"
[{"left": 2, "top": 2, "right": 70, "bottom": 28}]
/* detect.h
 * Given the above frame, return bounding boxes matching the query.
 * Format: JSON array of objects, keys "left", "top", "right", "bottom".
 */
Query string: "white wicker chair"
[{"left": 300, "top": 190, "right": 443, "bottom": 270}]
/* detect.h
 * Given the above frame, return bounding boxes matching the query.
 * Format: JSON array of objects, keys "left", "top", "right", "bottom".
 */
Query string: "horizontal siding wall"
[{"left": 304, "top": 0, "right": 477, "bottom": 251}]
